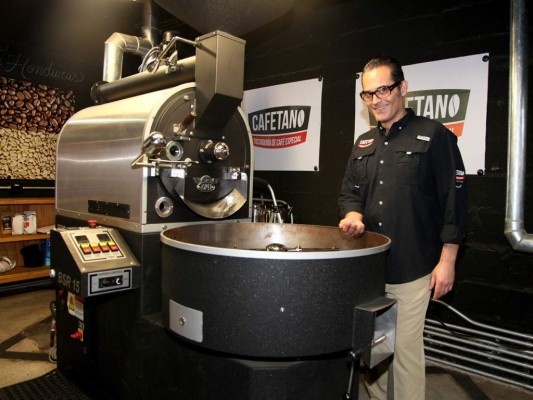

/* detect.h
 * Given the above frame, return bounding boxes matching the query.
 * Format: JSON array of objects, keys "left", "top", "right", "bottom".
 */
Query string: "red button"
[
  {"left": 70, "top": 329, "right": 83, "bottom": 341},
  {"left": 99, "top": 242, "right": 110, "bottom": 252},
  {"left": 90, "top": 243, "right": 101, "bottom": 253},
  {"left": 108, "top": 241, "right": 119, "bottom": 252}
]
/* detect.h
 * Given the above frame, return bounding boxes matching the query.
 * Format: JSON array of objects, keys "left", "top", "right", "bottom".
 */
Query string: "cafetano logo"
[
  {"left": 368, "top": 89, "right": 471, "bottom": 137},
  {"left": 248, "top": 106, "right": 311, "bottom": 149},
  {"left": 357, "top": 139, "right": 375, "bottom": 148}
]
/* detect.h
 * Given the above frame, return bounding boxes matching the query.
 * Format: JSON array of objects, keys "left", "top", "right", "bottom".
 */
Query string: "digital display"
[
  {"left": 75, "top": 235, "right": 89, "bottom": 244},
  {"left": 97, "top": 233, "right": 111, "bottom": 242}
]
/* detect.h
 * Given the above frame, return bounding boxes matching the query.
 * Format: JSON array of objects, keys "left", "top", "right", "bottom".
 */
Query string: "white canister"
[{"left": 23, "top": 211, "right": 37, "bottom": 234}]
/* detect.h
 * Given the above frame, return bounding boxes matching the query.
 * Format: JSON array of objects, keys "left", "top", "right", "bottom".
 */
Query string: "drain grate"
[{"left": 0, "top": 370, "right": 92, "bottom": 400}]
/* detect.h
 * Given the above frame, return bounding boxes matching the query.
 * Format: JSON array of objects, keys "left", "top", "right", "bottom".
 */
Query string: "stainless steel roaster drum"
[{"left": 161, "top": 222, "right": 391, "bottom": 358}]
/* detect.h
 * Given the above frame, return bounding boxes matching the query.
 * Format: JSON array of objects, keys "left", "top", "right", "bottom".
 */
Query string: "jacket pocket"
[
  {"left": 394, "top": 140, "right": 430, "bottom": 185},
  {"left": 350, "top": 146, "right": 375, "bottom": 186}
]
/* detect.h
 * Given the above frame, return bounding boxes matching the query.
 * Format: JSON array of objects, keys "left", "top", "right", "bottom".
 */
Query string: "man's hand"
[
  {"left": 339, "top": 211, "right": 365, "bottom": 237},
  {"left": 430, "top": 243, "right": 459, "bottom": 299}
]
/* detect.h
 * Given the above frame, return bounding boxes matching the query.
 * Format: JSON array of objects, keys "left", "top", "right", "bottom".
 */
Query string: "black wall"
[
  {"left": 0, "top": 0, "right": 145, "bottom": 109},
  {"left": 1, "top": 0, "right": 532, "bottom": 332},
  {"left": 243, "top": 0, "right": 533, "bottom": 332}
]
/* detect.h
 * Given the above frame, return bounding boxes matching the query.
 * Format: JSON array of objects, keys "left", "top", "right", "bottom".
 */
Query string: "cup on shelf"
[{"left": 20, "top": 243, "right": 44, "bottom": 267}]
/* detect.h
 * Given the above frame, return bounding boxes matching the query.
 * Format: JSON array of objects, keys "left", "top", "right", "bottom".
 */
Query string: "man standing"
[{"left": 338, "top": 56, "right": 467, "bottom": 400}]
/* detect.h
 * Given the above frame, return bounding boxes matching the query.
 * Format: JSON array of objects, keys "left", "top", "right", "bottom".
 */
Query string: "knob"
[
  {"left": 199, "top": 140, "right": 229, "bottom": 163},
  {"left": 142, "top": 131, "right": 166, "bottom": 157},
  {"left": 70, "top": 328, "right": 83, "bottom": 341}
]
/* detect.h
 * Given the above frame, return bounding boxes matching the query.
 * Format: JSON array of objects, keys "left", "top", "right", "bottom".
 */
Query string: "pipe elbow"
[
  {"left": 504, "top": 220, "right": 533, "bottom": 252},
  {"left": 505, "top": 229, "right": 523, "bottom": 250},
  {"left": 105, "top": 32, "right": 152, "bottom": 55},
  {"left": 103, "top": 32, "right": 153, "bottom": 83}
]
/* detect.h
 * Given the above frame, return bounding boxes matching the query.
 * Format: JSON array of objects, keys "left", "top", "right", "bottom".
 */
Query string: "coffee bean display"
[{"left": 0, "top": 76, "right": 75, "bottom": 180}]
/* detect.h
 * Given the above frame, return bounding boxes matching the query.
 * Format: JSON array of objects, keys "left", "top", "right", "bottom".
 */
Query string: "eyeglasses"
[{"left": 359, "top": 80, "right": 403, "bottom": 102}]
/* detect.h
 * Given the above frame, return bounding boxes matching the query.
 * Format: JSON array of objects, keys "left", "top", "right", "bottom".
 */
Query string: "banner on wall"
[
  {"left": 242, "top": 78, "right": 323, "bottom": 171},
  {"left": 354, "top": 53, "right": 489, "bottom": 175}
]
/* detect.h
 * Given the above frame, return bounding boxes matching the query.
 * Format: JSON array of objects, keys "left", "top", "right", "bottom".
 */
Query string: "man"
[{"left": 338, "top": 56, "right": 467, "bottom": 400}]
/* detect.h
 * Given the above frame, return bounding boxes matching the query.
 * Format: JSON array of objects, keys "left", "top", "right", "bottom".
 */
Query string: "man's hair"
[{"left": 362, "top": 56, "right": 405, "bottom": 82}]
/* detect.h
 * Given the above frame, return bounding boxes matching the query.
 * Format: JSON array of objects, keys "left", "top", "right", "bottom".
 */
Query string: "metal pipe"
[
  {"left": 505, "top": 0, "right": 533, "bottom": 252},
  {"left": 102, "top": 0, "right": 160, "bottom": 84},
  {"left": 103, "top": 32, "right": 152, "bottom": 83},
  {"left": 142, "top": 0, "right": 159, "bottom": 47},
  {"left": 424, "top": 335, "right": 533, "bottom": 370},
  {"left": 425, "top": 318, "right": 532, "bottom": 349},
  {"left": 430, "top": 299, "right": 533, "bottom": 341},
  {"left": 425, "top": 345, "right": 533, "bottom": 380},
  {"left": 425, "top": 299, "right": 533, "bottom": 391},
  {"left": 150, "top": 35, "right": 198, "bottom": 73},
  {"left": 425, "top": 355, "right": 533, "bottom": 391},
  {"left": 266, "top": 184, "right": 284, "bottom": 223},
  {"left": 424, "top": 325, "right": 533, "bottom": 362},
  {"left": 92, "top": 56, "right": 196, "bottom": 104}
]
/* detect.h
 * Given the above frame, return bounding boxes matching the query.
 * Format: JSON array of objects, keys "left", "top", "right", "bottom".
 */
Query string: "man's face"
[{"left": 361, "top": 65, "right": 407, "bottom": 129}]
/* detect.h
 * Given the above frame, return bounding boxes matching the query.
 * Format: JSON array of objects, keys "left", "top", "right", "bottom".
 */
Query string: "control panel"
[
  {"left": 69, "top": 230, "right": 125, "bottom": 261},
  {"left": 51, "top": 226, "right": 141, "bottom": 298}
]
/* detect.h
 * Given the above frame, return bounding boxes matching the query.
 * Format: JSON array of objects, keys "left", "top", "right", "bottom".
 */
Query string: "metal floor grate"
[{"left": 0, "top": 370, "right": 93, "bottom": 400}]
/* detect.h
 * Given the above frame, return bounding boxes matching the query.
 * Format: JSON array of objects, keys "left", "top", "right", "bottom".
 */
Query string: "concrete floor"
[{"left": 0, "top": 287, "right": 532, "bottom": 400}]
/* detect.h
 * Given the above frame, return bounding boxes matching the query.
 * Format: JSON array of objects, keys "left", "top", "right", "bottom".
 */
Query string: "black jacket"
[{"left": 339, "top": 108, "right": 467, "bottom": 284}]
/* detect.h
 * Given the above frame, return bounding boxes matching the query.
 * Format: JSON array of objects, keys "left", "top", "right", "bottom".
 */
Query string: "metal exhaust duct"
[
  {"left": 92, "top": 55, "right": 195, "bottom": 103},
  {"left": 505, "top": 0, "right": 533, "bottom": 252},
  {"left": 94, "top": 0, "right": 294, "bottom": 105},
  {"left": 142, "top": 0, "right": 159, "bottom": 47},
  {"left": 103, "top": 32, "right": 153, "bottom": 83},
  {"left": 102, "top": 0, "right": 159, "bottom": 84}
]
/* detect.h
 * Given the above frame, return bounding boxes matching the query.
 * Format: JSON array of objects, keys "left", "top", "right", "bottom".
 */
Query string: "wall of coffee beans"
[{"left": 0, "top": 75, "right": 75, "bottom": 180}]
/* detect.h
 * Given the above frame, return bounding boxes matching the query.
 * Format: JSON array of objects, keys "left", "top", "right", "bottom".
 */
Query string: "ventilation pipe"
[
  {"left": 505, "top": 0, "right": 533, "bottom": 252},
  {"left": 92, "top": 56, "right": 196, "bottom": 103},
  {"left": 142, "top": 0, "right": 159, "bottom": 47},
  {"left": 103, "top": 33, "right": 152, "bottom": 83},
  {"left": 102, "top": 0, "right": 159, "bottom": 83},
  {"left": 92, "top": 0, "right": 293, "bottom": 105}
]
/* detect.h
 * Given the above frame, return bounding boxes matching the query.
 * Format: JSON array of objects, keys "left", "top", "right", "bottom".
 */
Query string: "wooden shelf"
[
  {"left": 0, "top": 197, "right": 55, "bottom": 287},
  {"left": 0, "top": 265, "right": 50, "bottom": 285},
  {"left": 0, "top": 197, "right": 54, "bottom": 206},
  {"left": 0, "top": 233, "right": 50, "bottom": 243}
]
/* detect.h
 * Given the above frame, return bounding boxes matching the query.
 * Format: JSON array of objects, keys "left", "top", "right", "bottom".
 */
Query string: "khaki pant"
[{"left": 365, "top": 273, "right": 432, "bottom": 400}]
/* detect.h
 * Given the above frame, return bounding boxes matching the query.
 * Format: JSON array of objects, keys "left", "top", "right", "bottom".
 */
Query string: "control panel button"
[
  {"left": 80, "top": 244, "right": 92, "bottom": 254},
  {"left": 90, "top": 243, "right": 101, "bottom": 253},
  {"left": 70, "top": 328, "right": 84, "bottom": 341},
  {"left": 108, "top": 241, "right": 119, "bottom": 252},
  {"left": 99, "top": 242, "right": 110, "bottom": 252}
]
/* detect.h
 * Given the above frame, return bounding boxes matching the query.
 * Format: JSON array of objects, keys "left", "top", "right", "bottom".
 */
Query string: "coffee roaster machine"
[{"left": 50, "top": 30, "right": 396, "bottom": 400}]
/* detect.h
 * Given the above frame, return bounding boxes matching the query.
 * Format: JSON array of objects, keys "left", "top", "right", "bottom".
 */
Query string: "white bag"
[
  {"left": 0, "top": 256, "right": 16, "bottom": 273},
  {"left": 12, "top": 214, "right": 24, "bottom": 235}
]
